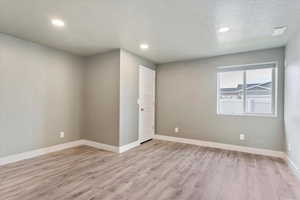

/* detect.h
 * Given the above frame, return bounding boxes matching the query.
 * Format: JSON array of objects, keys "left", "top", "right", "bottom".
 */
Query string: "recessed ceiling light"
[
  {"left": 51, "top": 19, "right": 65, "bottom": 27},
  {"left": 218, "top": 27, "right": 230, "bottom": 33},
  {"left": 140, "top": 44, "right": 149, "bottom": 50},
  {"left": 272, "top": 26, "right": 287, "bottom": 36}
]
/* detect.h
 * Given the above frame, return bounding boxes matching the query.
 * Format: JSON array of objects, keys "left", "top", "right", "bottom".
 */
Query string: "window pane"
[
  {"left": 219, "top": 71, "right": 244, "bottom": 114},
  {"left": 245, "top": 68, "right": 273, "bottom": 114}
]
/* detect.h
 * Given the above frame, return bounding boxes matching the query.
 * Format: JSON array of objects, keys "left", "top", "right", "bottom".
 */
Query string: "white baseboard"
[
  {"left": 81, "top": 140, "right": 119, "bottom": 153},
  {"left": 0, "top": 140, "right": 85, "bottom": 166},
  {"left": 82, "top": 140, "right": 140, "bottom": 153},
  {"left": 154, "top": 134, "right": 286, "bottom": 159},
  {"left": 119, "top": 141, "right": 140, "bottom": 153},
  {"left": 287, "top": 157, "right": 300, "bottom": 180},
  {"left": 0, "top": 139, "right": 141, "bottom": 166}
]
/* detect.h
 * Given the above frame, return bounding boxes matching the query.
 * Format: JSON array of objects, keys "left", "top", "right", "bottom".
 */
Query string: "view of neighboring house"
[
  {"left": 220, "top": 82, "right": 272, "bottom": 99},
  {"left": 220, "top": 82, "right": 272, "bottom": 114}
]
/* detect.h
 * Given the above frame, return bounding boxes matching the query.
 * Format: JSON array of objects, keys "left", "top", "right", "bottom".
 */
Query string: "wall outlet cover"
[
  {"left": 60, "top": 132, "right": 65, "bottom": 138},
  {"left": 240, "top": 134, "right": 245, "bottom": 141},
  {"left": 288, "top": 144, "right": 292, "bottom": 152},
  {"left": 174, "top": 127, "right": 179, "bottom": 133}
]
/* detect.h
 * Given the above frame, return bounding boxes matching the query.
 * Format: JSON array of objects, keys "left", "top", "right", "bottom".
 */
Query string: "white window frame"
[{"left": 217, "top": 62, "right": 278, "bottom": 117}]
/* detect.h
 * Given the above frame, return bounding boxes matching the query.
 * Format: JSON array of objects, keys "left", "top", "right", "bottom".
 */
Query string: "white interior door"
[{"left": 139, "top": 65, "right": 155, "bottom": 143}]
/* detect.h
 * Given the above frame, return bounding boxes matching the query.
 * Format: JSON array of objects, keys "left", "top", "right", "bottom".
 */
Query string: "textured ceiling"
[{"left": 0, "top": 0, "right": 299, "bottom": 63}]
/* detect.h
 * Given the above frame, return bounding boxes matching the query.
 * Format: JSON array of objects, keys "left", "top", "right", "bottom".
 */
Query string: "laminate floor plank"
[{"left": 0, "top": 140, "right": 299, "bottom": 200}]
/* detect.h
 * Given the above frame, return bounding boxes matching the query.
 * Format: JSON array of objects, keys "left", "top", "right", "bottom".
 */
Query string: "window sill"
[{"left": 216, "top": 113, "right": 278, "bottom": 118}]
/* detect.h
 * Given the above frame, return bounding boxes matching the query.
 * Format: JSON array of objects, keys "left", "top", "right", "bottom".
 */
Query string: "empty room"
[{"left": 0, "top": 0, "right": 300, "bottom": 199}]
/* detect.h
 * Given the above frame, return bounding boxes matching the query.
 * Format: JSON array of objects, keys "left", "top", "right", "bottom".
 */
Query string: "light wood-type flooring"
[{"left": 0, "top": 140, "right": 299, "bottom": 200}]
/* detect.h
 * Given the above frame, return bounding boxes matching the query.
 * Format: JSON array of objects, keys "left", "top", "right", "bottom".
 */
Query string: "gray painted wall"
[
  {"left": 285, "top": 31, "right": 300, "bottom": 168},
  {"left": 82, "top": 49, "right": 156, "bottom": 146},
  {"left": 119, "top": 50, "right": 156, "bottom": 146},
  {"left": 156, "top": 48, "right": 285, "bottom": 151},
  {"left": 0, "top": 38, "right": 156, "bottom": 155},
  {"left": 0, "top": 34, "right": 84, "bottom": 157},
  {"left": 82, "top": 50, "right": 120, "bottom": 146},
  {"left": 0, "top": 33, "right": 285, "bottom": 157}
]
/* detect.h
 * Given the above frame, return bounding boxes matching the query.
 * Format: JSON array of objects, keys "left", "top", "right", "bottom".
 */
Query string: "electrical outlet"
[
  {"left": 288, "top": 144, "right": 292, "bottom": 152},
  {"left": 240, "top": 134, "right": 245, "bottom": 141},
  {"left": 60, "top": 131, "right": 65, "bottom": 138},
  {"left": 174, "top": 127, "right": 179, "bottom": 133}
]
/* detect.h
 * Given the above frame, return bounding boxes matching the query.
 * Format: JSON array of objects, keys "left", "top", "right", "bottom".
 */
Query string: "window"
[{"left": 217, "top": 63, "right": 277, "bottom": 116}]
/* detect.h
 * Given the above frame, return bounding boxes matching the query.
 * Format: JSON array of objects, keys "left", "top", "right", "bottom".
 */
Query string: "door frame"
[{"left": 138, "top": 65, "right": 156, "bottom": 143}]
